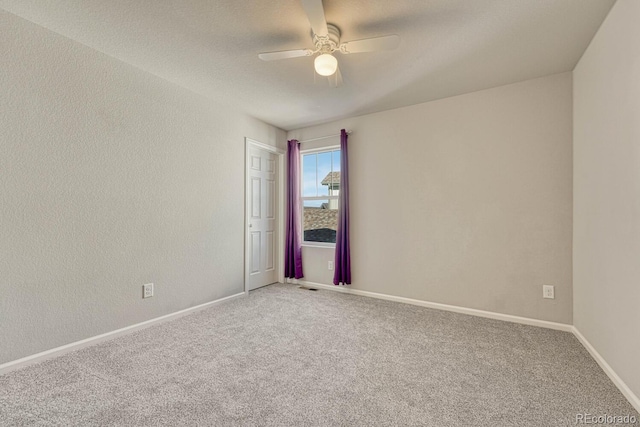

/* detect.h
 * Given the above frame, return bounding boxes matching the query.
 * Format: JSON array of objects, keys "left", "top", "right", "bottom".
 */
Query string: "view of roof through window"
[{"left": 302, "top": 150, "right": 340, "bottom": 243}]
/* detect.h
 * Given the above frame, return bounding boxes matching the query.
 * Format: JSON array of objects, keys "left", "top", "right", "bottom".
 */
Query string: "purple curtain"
[
  {"left": 333, "top": 129, "right": 351, "bottom": 285},
  {"left": 284, "top": 139, "right": 304, "bottom": 279}
]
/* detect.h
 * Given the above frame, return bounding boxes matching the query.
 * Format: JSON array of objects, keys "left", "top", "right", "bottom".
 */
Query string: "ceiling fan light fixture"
[{"left": 314, "top": 53, "right": 338, "bottom": 76}]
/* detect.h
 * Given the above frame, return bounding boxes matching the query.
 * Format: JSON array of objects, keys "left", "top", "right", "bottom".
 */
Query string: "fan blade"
[
  {"left": 330, "top": 65, "right": 343, "bottom": 88},
  {"left": 258, "top": 49, "right": 313, "bottom": 61},
  {"left": 301, "top": 0, "right": 328, "bottom": 36},
  {"left": 339, "top": 35, "right": 400, "bottom": 54}
]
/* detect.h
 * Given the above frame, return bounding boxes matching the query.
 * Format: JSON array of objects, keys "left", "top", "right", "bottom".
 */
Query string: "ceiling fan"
[{"left": 258, "top": 0, "right": 400, "bottom": 82}]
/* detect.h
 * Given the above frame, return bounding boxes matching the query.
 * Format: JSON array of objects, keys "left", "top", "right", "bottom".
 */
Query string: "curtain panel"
[
  {"left": 333, "top": 129, "right": 351, "bottom": 285},
  {"left": 284, "top": 139, "right": 304, "bottom": 279}
]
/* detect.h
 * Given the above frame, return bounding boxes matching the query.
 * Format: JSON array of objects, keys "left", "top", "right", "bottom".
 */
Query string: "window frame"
[{"left": 300, "top": 145, "right": 340, "bottom": 247}]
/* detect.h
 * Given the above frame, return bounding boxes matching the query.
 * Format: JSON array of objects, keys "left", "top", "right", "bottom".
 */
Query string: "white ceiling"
[{"left": 0, "top": 0, "right": 615, "bottom": 130}]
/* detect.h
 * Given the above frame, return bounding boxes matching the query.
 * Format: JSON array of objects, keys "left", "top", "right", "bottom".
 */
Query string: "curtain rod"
[{"left": 297, "top": 131, "right": 351, "bottom": 144}]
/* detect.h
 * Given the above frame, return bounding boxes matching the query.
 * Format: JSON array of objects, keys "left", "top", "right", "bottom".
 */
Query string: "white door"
[{"left": 248, "top": 146, "right": 278, "bottom": 290}]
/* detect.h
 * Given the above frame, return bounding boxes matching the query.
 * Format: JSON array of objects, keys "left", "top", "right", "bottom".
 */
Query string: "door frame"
[{"left": 244, "top": 138, "right": 285, "bottom": 293}]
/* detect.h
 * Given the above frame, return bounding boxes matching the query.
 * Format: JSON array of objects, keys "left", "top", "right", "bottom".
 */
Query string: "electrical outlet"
[
  {"left": 328, "top": 261, "right": 334, "bottom": 270},
  {"left": 143, "top": 283, "right": 154, "bottom": 299},
  {"left": 543, "top": 285, "right": 554, "bottom": 299}
]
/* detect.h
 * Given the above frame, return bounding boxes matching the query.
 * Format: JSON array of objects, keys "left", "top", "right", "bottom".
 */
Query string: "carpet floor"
[{"left": 1, "top": 283, "right": 637, "bottom": 426}]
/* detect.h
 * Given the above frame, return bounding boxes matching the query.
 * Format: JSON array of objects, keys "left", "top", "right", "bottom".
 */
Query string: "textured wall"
[
  {"left": 0, "top": 10, "right": 285, "bottom": 364},
  {"left": 290, "top": 73, "right": 573, "bottom": 324},
  {"left": 573, "top": 0, "right": 640, "bottom": 401}
]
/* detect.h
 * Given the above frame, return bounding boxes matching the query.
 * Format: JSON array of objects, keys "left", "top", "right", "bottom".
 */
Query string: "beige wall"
[
  {"left": 0, "top": 11, "right": 285, "bottom": 364},
  {"left": 573, "top": 0, "right": 640, "bottom": 401},
  {"left": 290, "top": 72, "right": 573, "bottom": 324}
]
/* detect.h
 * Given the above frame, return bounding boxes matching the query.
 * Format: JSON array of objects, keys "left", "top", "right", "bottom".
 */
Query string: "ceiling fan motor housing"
[{"left": 314, "top": 24, "right": 341, "bottom": 53}]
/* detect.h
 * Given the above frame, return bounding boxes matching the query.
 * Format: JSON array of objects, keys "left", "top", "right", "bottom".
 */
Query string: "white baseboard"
[
  {"left": 572, "top": 326, "right": 640, "bottom": 413},
  {"left": 293, "top": 280, "right": 573, "bottom": 332},
  {"left": 0, "top": 292, "right": 245, "bottom": 375}
]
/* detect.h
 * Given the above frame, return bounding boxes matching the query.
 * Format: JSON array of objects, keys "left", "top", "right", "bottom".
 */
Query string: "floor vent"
[{"left": 298, "top": 286, "right": 318, "bottom": 291}]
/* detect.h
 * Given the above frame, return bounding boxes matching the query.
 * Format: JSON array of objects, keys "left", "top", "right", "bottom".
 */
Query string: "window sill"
[{"left": 301, "top": 243, "right": 336, "bottom": 249}]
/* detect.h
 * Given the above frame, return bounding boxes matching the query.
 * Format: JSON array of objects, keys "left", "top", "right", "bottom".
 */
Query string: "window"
[{"left": 301, "top": 148, "right": 341, "bottom": 245}]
